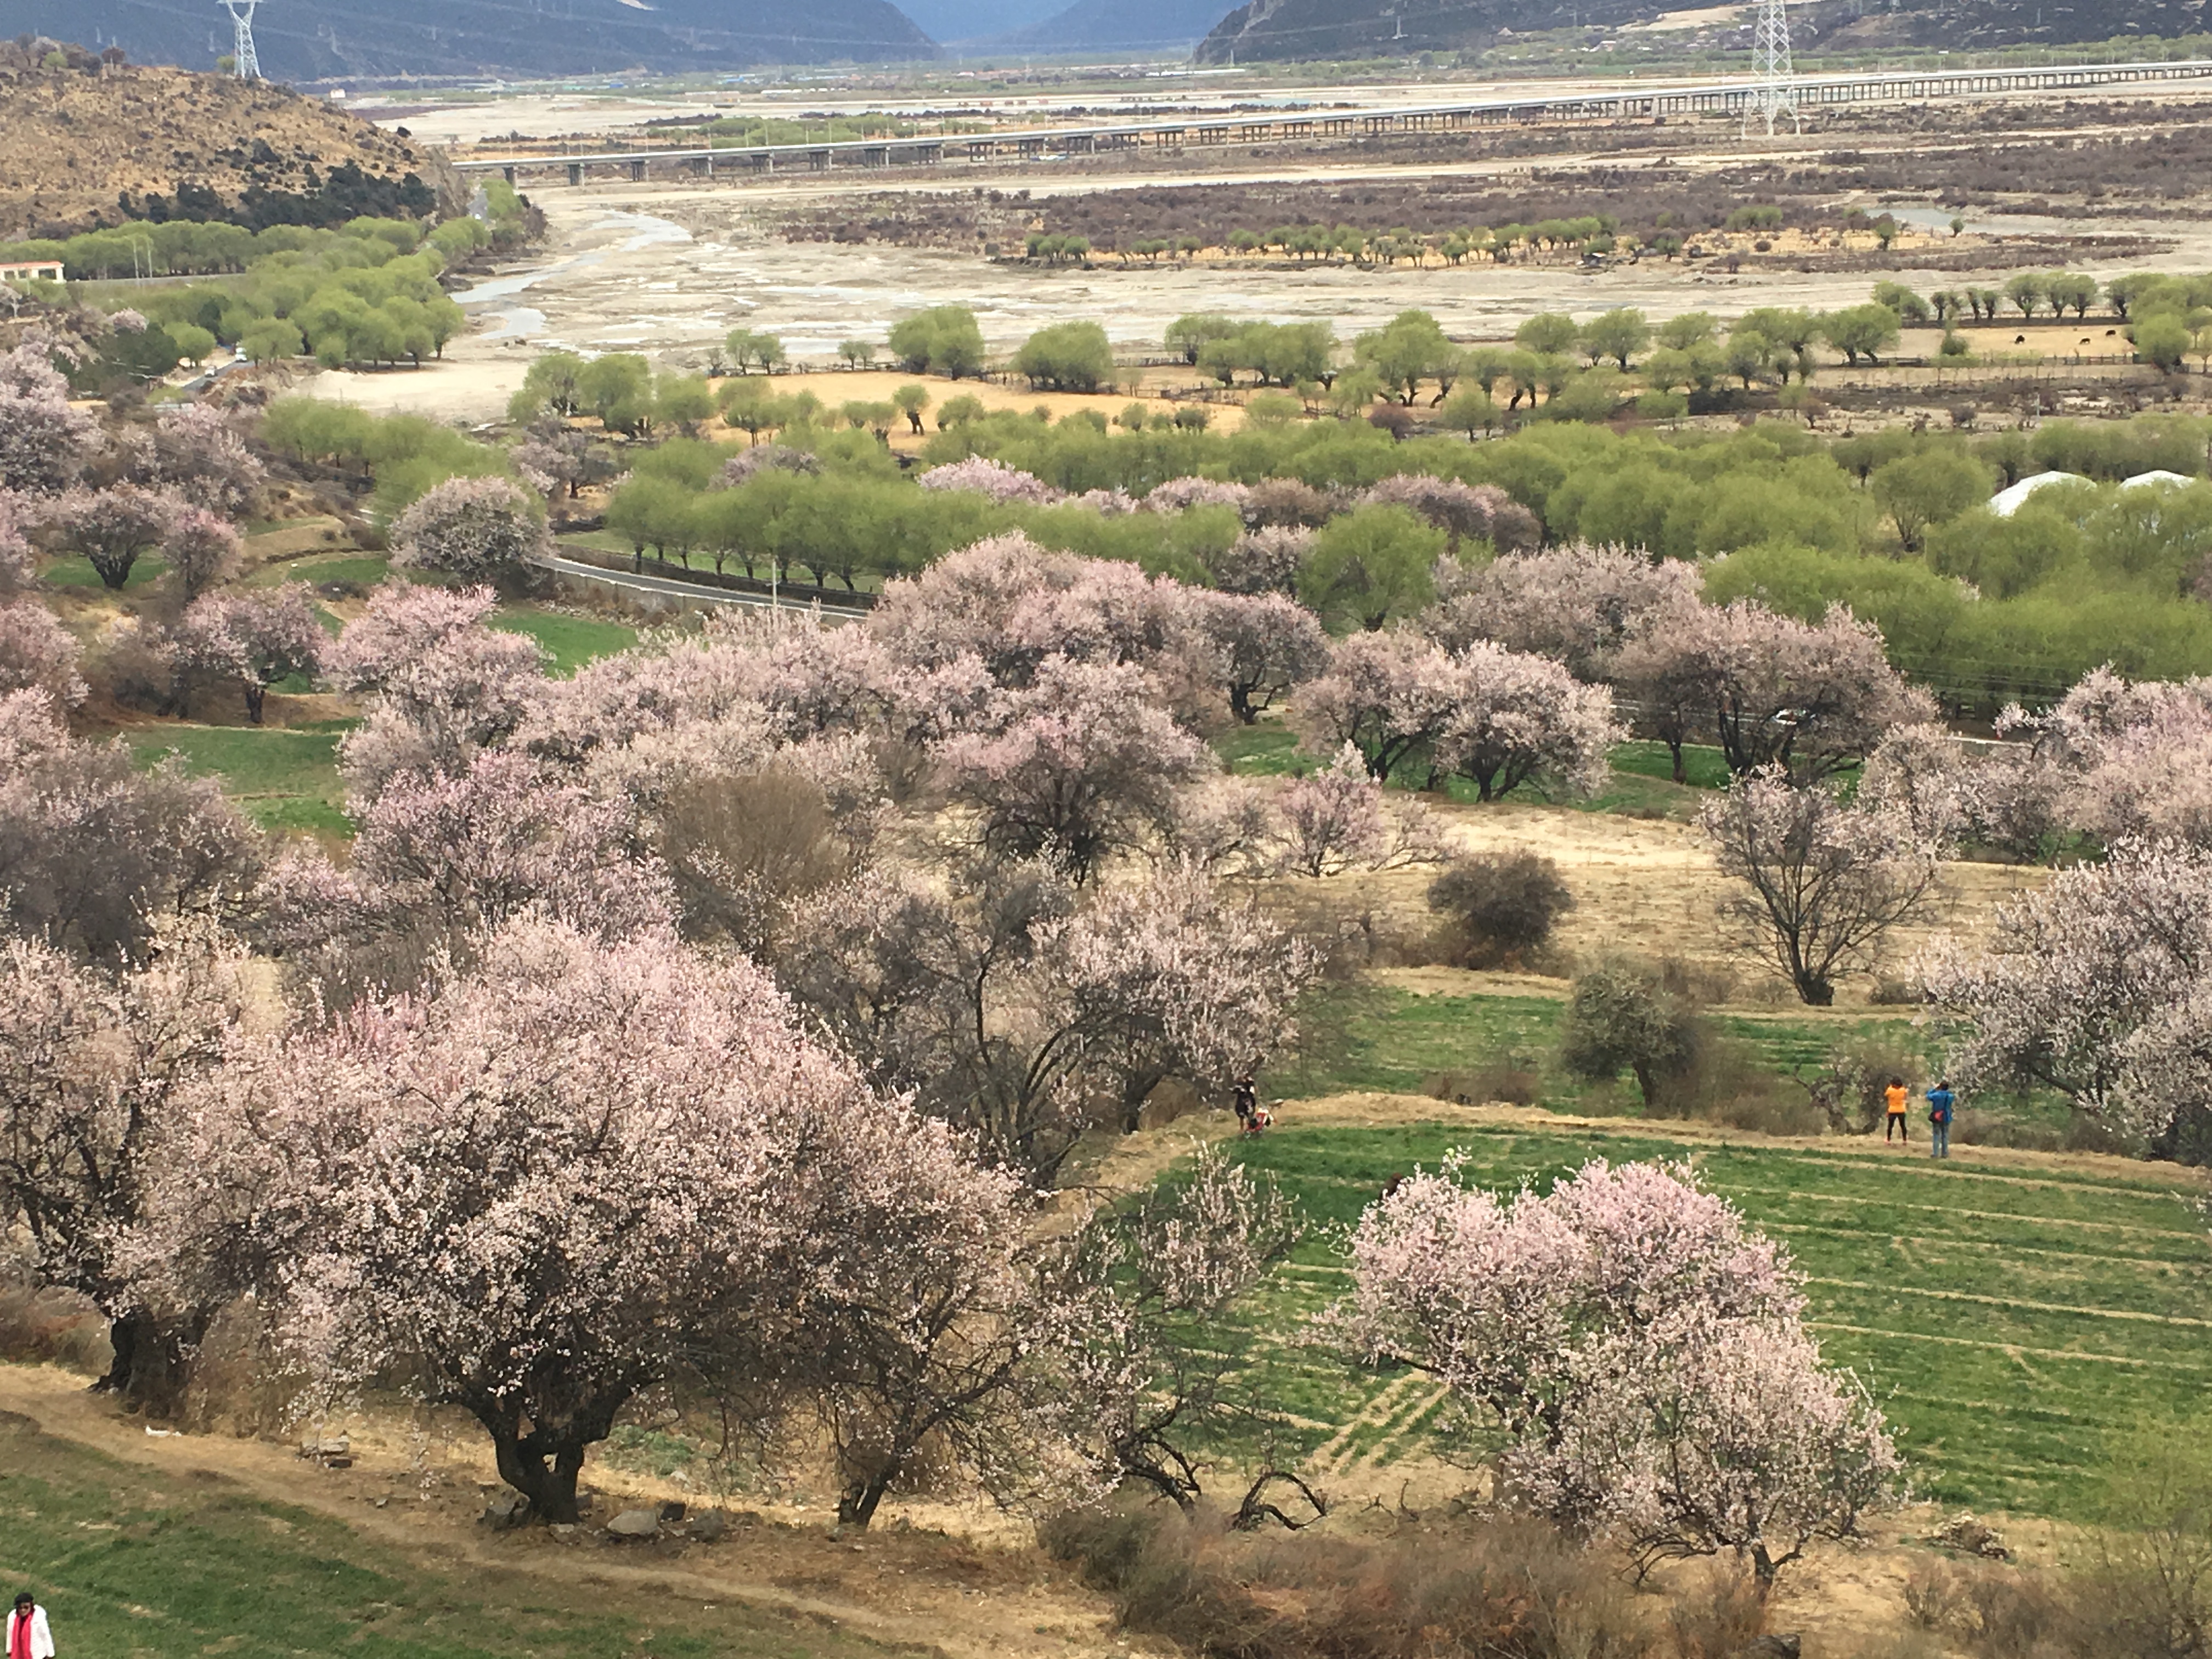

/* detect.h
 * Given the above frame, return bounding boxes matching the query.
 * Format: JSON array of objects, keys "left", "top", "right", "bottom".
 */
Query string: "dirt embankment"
[{"left": 0, "top": 61, "right": 441, "bottom": 238}]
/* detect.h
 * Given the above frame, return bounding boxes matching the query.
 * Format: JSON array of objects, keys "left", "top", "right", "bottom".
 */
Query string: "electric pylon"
[
  {"left": 1743, "top": 0, "right": 1799, "bottom": 137},
  {"left": 222, "top": 0, "right": 261, "bottom": 79}
]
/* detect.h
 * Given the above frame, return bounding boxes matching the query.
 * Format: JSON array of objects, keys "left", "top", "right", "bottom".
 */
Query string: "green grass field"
[
  {"left": 0, "top": 1414, "right": 893, "bottom": 1659},
  {"left": 41, "top": 556, "right": 166, "bottom": 591},
  {"left": 1280, "top": 984, "right": 1929, "bottom": 1110},
  {"left": 1209, "top": 1120, "right": 2212, "bottom": 1523},
  {"left": 489, "top": 607, "right": 639, "bottom": 675},
  {"left": 124, "top": 723, "right": 352, "bottom": 836},
  {"left": 1214, "top": 727, "right": 1726, "bottom": 822}
]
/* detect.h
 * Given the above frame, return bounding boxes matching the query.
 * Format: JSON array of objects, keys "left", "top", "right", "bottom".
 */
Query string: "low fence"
[{"left": 554, "top": 540, "right": 878, "bottom": 612}]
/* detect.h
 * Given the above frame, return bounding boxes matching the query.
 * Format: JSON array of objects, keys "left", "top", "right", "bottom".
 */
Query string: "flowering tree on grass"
[
  {"left": 1425, "top": 543, "right": 1700, "bottom": 681},
  {"left": 1922, "top": 839, "right": 2212, "bottom": 1153},
  {"left": 1039, "top": 861, "right": 1320, "bottom": 1132},
  {"left": 1702, "top": 768, "right": 1942, "bottom": 1006},
  {"left": 136, "top": 920, "right": 968, "bottom": 1525},
  {"left": 1039, "top": 1146, "right": 1304, "bottom": 1514},
  {"left": 48, "top": 484, "right": 184, "bottom": 591},
  {"left": 167, "top": 585, "right": 324, "bottom": 723},
  {"left": 391, "top": 476, "right": 554, "bottom": 586},
  {"left": 0, "top": 690, "right": 260, "bottom": 962},
  {"left": 1272, "top": 742, "right": 1446, "bottom": 878},
  {"left": 1193, "top": 590, "right": 1329, "bottom": 724},
  {"left": 0, "top": 341, "right": 97, "bottom": 496},
  {"left": 1612, "top": 600, "right": 1933, "bottom": 785},
  {"left": 326, "top": 583, "right": 546, "bottom": 797},
  {"left": 161, "top": 507, "right": 243, "bottom": 603},
  {"left": 0, "top": 926, "right": 255, "bottom": 1415},
  {"left": 1339, "top": 1158, "right": 1899, "bottom": 1591},
  {"left": 1295, "top": 630, "right": 1620, "bottom": 800}
]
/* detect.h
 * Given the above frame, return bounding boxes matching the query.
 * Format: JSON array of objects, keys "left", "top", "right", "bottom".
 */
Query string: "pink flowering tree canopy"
[
  {"left": 326, "top": 582, "right": 546, "bottom": 797},
  {"left": 1339, "top": 1156, "right": 1900, "bottom": 1587},
  {"left": 168, "top": 585, "right": 324, "bottom": 724},
  {"left": 1194, "top": 589, "right": 1330, "bottom": 725},
  {"left": 0, "top": 599, "right": 85, "bottom": 706},
  {"left": 391, "top": 475, "right": 554, "bottom": 586},
  {"left": 49, "top": 484, "right": 185, "bottom": 591},
  {"left": 0, "top": 342, "right": 99, "bottom": 496},
  {"left": 137, "top": 919, "right": 970, "bottom": 1524},
  {"left": 1425, "top": 543, "right": 1701, "bottom": 681},
  {"left": 1922, "top": 839, "right": 2212, "bottom": 1154},
  {"left": 1612, "top": 599, "right": 1934, "bottom": 785},
  {"left": 939, "top": 655, "right": 1218, "bottom": 880},
  {"left": 0, "top": 690, "right": 261, "bottom": 962},
  {"left": 0, "top": 926, "right": 254, "bottom": 1414}
]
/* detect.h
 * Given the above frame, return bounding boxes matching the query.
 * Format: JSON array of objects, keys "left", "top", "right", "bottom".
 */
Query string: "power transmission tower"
[
  {"left": 1743, "top": 0, "right": 1799, "bottom": 137},
  {"left": 222, "top": 0, "right": 261, "bottom": 79}
]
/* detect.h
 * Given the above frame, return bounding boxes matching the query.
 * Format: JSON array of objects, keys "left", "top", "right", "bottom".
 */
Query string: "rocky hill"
[
  {"left": 0, "top": 0, "right": 937, "bottom": 80},
  {"left": 1194, "top": 0, "right": 2207, "bottom": 61},
  {"left": 0, "top": 51, "right": 449, "bottom": 238}
]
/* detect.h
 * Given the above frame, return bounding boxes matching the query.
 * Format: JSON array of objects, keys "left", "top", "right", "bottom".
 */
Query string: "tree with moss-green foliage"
[
  {"left": 1013, "top": 323, "right": 1116, "bottom": 394},
  {"left": 888, "top": 306, "right": 987, "bottom": 379},
  {"left": 1298, "top": 504, "right": 1447, "bottom": 631}
]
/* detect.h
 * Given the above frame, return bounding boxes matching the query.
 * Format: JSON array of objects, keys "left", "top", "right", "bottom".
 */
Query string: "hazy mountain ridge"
[
  {"left": 0, "top": 0, "right": 937, "bottom": 80},
  {"left": 1194, "top": 0, "right": 2208, "bottom": 61}
]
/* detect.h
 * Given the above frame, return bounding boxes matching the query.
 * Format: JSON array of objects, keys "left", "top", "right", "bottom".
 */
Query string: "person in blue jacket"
[{"left": 1927, "top": 1080, "right": 1956, "bottom": 1159}]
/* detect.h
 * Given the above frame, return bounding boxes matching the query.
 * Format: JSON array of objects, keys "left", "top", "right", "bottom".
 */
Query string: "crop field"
[
  {"left": 1211, "top": 1119, "right": 2212, "bottom": 1523},
  {"left": 0, "top": 1411, "right": 888, "bottom": 1659},
  {"left": 124, "top": 721, "right": 351, "bottom": 836},
  {"left": 1279, "top": 984, "right": 1933, "bottom": 1110}
]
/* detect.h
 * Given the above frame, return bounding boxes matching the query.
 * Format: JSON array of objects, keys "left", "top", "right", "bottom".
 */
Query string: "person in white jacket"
[{"left": 6, "top": 1592, "right": 53, "bottom": 1659}]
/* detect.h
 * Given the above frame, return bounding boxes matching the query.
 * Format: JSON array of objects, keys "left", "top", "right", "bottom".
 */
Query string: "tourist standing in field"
[
  {"left": 1927, "top": 1081, "right": 1956, "bottom": 1160},
  {"left": 1232, "top": 1074, "right": 1257, "bottom": 1131},
  {"left": 1883, "top": 1077, "right": 1911, "bottom": 1143},
  {"left": 8, "top": 1592, "right": 54, "bottom": 1659}
]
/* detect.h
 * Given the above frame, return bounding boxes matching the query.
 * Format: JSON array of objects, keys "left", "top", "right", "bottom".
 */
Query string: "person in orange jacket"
[{"left": 1883, "top": 1076, "right": 1911, "bottom": 1144}]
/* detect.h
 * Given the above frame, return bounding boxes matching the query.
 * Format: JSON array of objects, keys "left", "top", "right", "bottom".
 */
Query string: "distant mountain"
[
  {"left": 899, "top": 0, "right": 1066, "bottom": 45},
  {"left": 0, "top": 0, "right": 937, "bottom": 80},
  {"left": 996, "top": 0, "right": 1237, "bottom": 53},
  {"left": 1195, "top": 0, "right": 2210, "bottom": 61}
]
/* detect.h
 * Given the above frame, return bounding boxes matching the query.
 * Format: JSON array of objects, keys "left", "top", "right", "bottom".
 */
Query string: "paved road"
[{"left": 529, "top": 551, "right": 872, "bottom": 619}]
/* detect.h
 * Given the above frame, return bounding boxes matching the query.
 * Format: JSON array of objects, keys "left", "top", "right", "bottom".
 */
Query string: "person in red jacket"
[{"left": 7, "top": 1592, "right": 54, "bottom": 1659}]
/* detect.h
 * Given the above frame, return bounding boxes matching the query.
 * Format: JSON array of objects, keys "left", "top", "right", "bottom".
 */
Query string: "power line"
[
  {"left": 1743, "top": 0, "right": 1798, "bottom": 137},
  {"left": 221, "top": 0, "right": 261, "bottom": 76}
]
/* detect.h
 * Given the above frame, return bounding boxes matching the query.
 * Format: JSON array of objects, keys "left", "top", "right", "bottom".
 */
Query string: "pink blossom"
[
  {"left": 1271, "top": 741, "right": 1445, "bottom": 877},
  {"left": 1362, "top": 475, "right": 1538, "bottom": 552},
  {"left": 391, "top": 476, "right": 553, "bottom": 584},
  {"left": 137, "top": 916, "right": 1019, "bottom": 1525},
  {"left": 0, "top": 344, "right": 97, "bottom": 496},
  {"left": 166, "top": 585, "right": 324, "bottom": 724},
  {"left": 0, "top": 689, "right": 259, "bottom": 961},
  {"left": 46, "top": 484, "right": 187, "bottom": 591},
  {"left": 1339, "top": 1157, "right": 1897, "bottom": 1587},
  {"left": 1192, "top": 589, "right": 1329, "bottom": 724},
  {"left": 916, "top": 455, "right": 1064, "bottom": 504},
  {"left": 128, "top": 404, "right": 264, "bottom": 519},
  {"left": 1612, "top": 598, "right": 1934, "bottom": 784},
  {"left": 1922, "top": 838, "right": 2212, "bottom": 1138},
  {"left": 1425, "top": 543, "right": 1701, "bottom": 680},
  {"left": 1209, "top": 524, "right": 1313, "bottom": 596},
  {"left": 0, "top": 599, "right": 84, "bottom": 705},
  {"left": 938, "top": 655, "right": 1218, "bottom": 879},
  {"left": 1143, "top": 476, "right": 1251, "bottom": 515},
  {"left": 327, "top": 583, "right": 546, "bottom": 797}
]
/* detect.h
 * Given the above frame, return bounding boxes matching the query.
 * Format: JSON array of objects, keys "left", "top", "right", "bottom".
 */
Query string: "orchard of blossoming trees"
[{"left": 12, "top": 273, "right": 2212, "bottom": 1572}]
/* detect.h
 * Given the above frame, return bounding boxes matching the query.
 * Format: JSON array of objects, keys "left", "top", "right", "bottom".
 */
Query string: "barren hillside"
[{"left": 0, "top": 57, "right": 445, "bottom": 239}]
